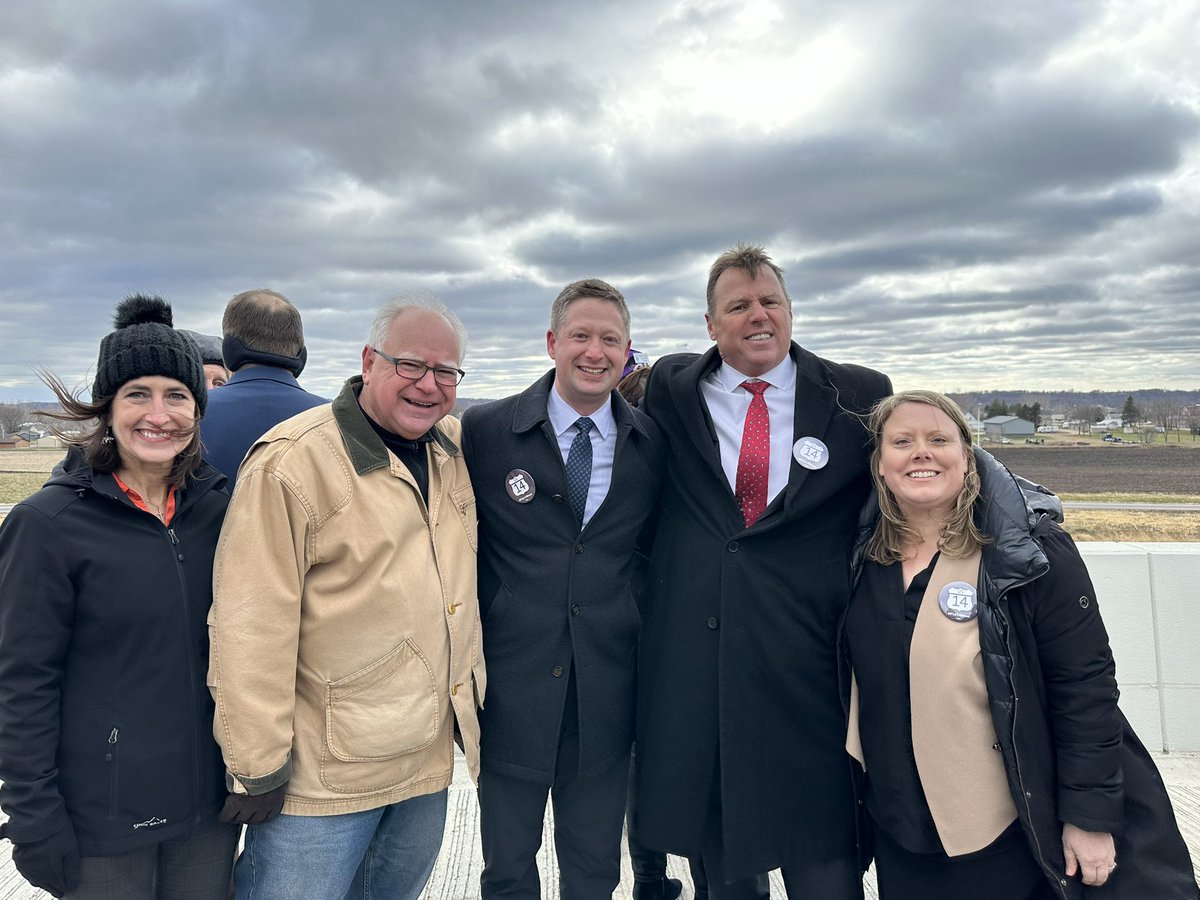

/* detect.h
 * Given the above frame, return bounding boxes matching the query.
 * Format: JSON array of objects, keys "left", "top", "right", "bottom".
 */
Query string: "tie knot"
[
  {"left": 574, "top": 417, "right": 594, "bottom": 436},
  {"left": 741, "top": 380, "right": 769, "bottom": 397}
]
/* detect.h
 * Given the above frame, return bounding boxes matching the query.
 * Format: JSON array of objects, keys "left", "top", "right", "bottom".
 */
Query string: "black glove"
[
  {"left": 11, "top": 823, "right": 82, "bottom": 898},
  {"left": 218, "top": 782, "right": 289, "bottom": 825}
]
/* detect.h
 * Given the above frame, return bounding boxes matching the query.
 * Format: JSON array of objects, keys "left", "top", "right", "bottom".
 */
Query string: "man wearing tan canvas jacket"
[{"left": 208, "top": 293, "right": 484, "bottom": 900}]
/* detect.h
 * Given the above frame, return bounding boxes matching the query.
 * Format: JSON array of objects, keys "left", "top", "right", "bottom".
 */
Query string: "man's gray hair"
[{"left": 368, "top": 293, "right": 468, "bottom": 363}]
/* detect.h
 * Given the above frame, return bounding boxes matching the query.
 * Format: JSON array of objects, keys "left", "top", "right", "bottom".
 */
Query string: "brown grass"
[
  {"left": 0, "top": 447, "right": 64, "bottom": 472},
  {"left": 1062, "top": 509, "right": 1200, "bottom": 542}
]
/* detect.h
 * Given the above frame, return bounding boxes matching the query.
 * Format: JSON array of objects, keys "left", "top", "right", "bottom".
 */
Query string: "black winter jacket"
[
  {"left": 847, "top": 448, "right": 1197, "bottom": 898},
  {"left": 0, "top": 447, "right": 229, "bottom": 856}
]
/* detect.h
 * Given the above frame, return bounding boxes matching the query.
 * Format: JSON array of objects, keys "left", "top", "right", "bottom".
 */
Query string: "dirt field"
[
  {"left": 3, "top": 446, "right": 1198, "bottom": 542},
  {"left": 989, "top": 445, "right": 1200, "bottom": 494}
]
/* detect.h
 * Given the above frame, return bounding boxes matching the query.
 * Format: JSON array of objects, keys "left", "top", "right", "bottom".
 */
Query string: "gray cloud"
[{"left": 2, "top": 0, "right": 1198, "bottom": 404}]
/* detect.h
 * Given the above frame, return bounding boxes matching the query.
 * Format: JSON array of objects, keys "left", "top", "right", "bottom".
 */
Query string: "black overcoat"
[
  {"left": 461, "top": 370, "right": 663, "bottom": 784},
  {"left": 635, "top": 343, "right": 890, "bottom": 881}
]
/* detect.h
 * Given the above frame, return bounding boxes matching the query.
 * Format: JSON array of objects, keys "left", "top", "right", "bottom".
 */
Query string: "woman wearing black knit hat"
[{"left": 0, "top": 295, "right": 238, "bottom": 898}]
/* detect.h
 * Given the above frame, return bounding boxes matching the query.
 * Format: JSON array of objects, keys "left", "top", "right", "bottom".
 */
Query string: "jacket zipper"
[
  {"left": 166, "top": 524, "right": 205, "bottom": 824},
  {"left": 993, "top": 573, "right": 1070, "bottom": 899},
  {"left": 106, "top": 727, "right": 120, "bottom": 818}
]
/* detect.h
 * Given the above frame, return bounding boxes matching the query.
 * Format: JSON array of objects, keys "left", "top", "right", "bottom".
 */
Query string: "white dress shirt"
[
  {"left": 700, "top": 355, "right": 797, "bottom": 508},
  {"left": 547, "top": 385, "right": 616, "bottom": 528}
]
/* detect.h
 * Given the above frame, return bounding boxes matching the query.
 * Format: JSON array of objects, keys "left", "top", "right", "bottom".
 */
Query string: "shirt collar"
[
  {"left": 710, "top": 354, "right": 797, "bottom": 393},
  {"left": 547, "top": 381, "right": 615, "bottom": 439}
]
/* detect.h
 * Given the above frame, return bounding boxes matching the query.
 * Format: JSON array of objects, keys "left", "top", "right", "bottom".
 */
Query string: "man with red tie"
[{"left": 635, "top": 244, "right": 891, "bottom": 899}]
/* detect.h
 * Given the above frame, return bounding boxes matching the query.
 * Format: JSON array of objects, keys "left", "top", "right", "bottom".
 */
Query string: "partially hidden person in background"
[
  {"left": 635, "top": 243, "right": 891, "bottom": 898},
  {"left": 0, "top": 295, "right": 237, "bottom": 898},
  {"left": 199, "top": 289, "right": 324, "bottom": 492},
  {"left": 616, "top": 359, "right": 707, "bottom": 900},
  {"left": 181, "top": 329, "right": 230, "bottom": 389},
  {"left": 207, "top": 293, "right": 484, "bottom": 900},
  {"left": 843, "top": 389, "right": 1198, "bottom": 899}
]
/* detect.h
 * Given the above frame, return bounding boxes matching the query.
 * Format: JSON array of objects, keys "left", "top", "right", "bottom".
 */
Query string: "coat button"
[
  {"left": 727, "top": 541, "right": 739, "bottom": 552},
  {"left": 707, "top": 617, "right": 719, "bottom": 630},
  {"left": 448, "top": 602, "right": 462, "bottom": 615},
  {"left": 552, "top": 494, "right": 564, "bottom": 502},
  {"left": 575, "top": 543, "right": 585, "bottom": 553},
  {"left": 571, "top": 604, "right": 580, "bottom": 616},
  {"left": 451, "top": 683, "right": 460, "bottom": 696},
  {"left": 552, "top": 665, "right": 564, "bottom": 677}
]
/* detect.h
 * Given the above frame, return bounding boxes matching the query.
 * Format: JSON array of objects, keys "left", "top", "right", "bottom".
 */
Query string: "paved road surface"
[{"left": 3, "top": 753, "right": 1198, "bottom": 898}]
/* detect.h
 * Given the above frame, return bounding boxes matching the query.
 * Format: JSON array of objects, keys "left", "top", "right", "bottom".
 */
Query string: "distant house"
[
  {"left": 0, "top": 434, "right": 31, "bottom": 449},
  {"left": 962, "top": 411, "right": 986, "bottom": 440},
  {"left": 983, "top": 415, "right": 1035, "bottom": 440}
]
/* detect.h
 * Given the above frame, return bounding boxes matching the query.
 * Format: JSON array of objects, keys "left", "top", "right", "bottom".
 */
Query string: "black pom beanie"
[{"left": 92, "top": 294, "right": 208, "bottom": 416}]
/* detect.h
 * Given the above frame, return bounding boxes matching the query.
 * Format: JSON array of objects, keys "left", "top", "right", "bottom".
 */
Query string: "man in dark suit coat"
[
  {"left": 461, "top": 279, "right": 663, "bottom": 900},
  {"left": 635, "top": 244, "right": 891, "bottom": 899},
  {"left": 200, "top": 289, "right": 325, "bottom": 491}
]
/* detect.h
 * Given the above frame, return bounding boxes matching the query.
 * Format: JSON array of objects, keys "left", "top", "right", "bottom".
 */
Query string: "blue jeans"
[{"left": 234, "top": 790, "right": 448, "bottom": 900}]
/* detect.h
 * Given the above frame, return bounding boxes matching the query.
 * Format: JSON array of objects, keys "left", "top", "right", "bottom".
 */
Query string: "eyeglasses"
[{"left": 371, "top": 348, "right": 466, "bottom": 386}]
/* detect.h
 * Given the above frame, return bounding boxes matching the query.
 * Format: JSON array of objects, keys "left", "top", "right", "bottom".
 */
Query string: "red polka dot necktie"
[{"left": 735, "top": 380, "right": 770, "bottom": 527}]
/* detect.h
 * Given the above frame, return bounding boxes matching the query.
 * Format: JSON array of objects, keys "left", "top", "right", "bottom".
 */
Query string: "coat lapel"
[
  {"left": 509, "top": 370, "right": 576, "bottom": 531},
  {"left": 779, "top": 345, "right": 838, "bottom": 521},
  {"left": 667, "top": 347, "right": 729, "bottom": 491}
]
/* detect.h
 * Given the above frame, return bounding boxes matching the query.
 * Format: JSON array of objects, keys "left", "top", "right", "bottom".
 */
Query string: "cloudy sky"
[{"left": 2, "top": 0, "right": 1198, "bottom": 403}]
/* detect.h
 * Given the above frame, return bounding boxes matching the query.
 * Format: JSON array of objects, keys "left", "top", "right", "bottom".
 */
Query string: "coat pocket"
[
  {"left": 449, "top": 484, "right": 478, "bottom": 553},
  {"left": 105, "top": 726, "right": 120, "bottom": 819},
  {"left": 325, "top": 639, "right": 440, "bottom": 762}
]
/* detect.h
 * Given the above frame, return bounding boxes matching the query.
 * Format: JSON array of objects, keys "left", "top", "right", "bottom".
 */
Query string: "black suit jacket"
[
  {"left": 461, "top": 370, "right": 664, "bottom": 785},
  {"left": 635, "top": 343, "right": 890, "bottom": 881}
]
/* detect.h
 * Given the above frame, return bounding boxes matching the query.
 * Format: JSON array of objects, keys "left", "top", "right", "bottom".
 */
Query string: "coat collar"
[
  {"left": 973, "top": 447, "right": 1055, "bottom": 595},
  {"left": 226, "top": 366, "right": 305, "bottom": 388},
  {"left": 331, "top": 376, "right": 459, "bottom": 477},
  {"left": 50, "top": 443, "right": 227, "bottom": 515},
  {"left": 511, "top": 368, "right": 648, "bottom": 439}
]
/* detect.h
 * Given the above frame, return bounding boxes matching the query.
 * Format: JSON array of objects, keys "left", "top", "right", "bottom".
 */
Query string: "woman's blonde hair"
[{"left": 866, "top": 390, "right": 989, "bottom": 564}]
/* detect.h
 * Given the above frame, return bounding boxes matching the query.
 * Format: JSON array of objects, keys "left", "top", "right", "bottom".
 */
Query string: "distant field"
[
  {"left": 0, "top": 447, "right": 64, "bottom": 473},
  {"left": 2, "top": 446, "right": 1198, "bottom": 542},
  {"left": 989, "top": 445, "right": 1200, "bottom": 494},
  {"left": 0, "top": 448, "right": 63, "bottom": 503}
]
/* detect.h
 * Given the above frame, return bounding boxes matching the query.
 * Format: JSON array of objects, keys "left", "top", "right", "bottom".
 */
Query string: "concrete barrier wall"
[{"left": 1079, "top": 542, "right": 1200, "bottom": 752}]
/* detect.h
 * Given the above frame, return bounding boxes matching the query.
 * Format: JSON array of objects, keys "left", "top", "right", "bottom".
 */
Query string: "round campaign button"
[
  {"left": 792, "top": 436, "right": 830, "bottom": 470},
  {"left": 938, "top": 581, "right": 978, "bottom": 622},
  {"left": 505, "top": 469, "right": 536, "bottom": 503}
]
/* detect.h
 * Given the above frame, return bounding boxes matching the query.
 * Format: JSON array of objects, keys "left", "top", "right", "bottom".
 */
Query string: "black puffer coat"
[
  {"left": 0, "top": 447, "right": 229, "bottom": 856},
  {"left": 847, "top": 448, "right": 1197, "bottom": 898}
]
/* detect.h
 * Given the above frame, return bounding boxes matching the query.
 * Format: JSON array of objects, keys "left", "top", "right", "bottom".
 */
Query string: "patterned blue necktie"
[{"left": 565, "top": 417, "right": 594, "bottom": 526}]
